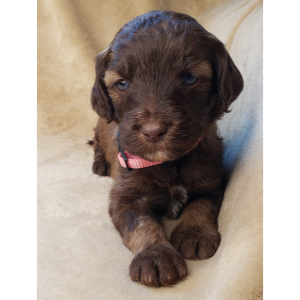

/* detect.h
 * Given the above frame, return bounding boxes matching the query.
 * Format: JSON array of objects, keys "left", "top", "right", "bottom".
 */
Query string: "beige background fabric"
[{"left": 37, "top": 0, "right": 263, "bottom": 299}]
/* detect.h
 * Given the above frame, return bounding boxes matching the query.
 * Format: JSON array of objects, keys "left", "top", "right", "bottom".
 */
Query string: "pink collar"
[{"left": 118, "top": 135, "right": 202, "bottom": 170}]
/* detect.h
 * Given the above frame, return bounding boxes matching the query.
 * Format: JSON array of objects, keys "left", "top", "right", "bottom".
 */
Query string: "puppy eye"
[
  {"left": 117, "top": 80, "right": 130, "bottom": 91},
  {"left": 182, "top": 75, "right": 198, "bottom": 85}
]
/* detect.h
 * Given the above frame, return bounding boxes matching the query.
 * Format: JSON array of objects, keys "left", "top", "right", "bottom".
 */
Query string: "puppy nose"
[{"left": 141, "top": 123, "right": 168, "bottom": 143}]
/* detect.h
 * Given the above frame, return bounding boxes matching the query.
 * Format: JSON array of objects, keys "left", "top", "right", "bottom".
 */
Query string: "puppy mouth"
[
  {"left": 141, "top": 132, "right": 204, "bottom": 162},
  {"left": 122, "top": 136, "right": 200, "bottom": 162},
  {"left": 137, "top": 136, "right": 181, "bottom": 162},
  {"left": 119, "top": 121, "right": 204, "bottom": 162}
]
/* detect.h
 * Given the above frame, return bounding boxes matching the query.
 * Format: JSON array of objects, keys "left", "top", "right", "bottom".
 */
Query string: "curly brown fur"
[{"left": 89, "top": 10, "right": 243, "bottom": 287}]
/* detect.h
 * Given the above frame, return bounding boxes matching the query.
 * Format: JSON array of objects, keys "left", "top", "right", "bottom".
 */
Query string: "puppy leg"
[
  {"left": 109, "top": 194, "right": 187, "bottom": 287},
  {"left": 91, "top": 133, "right": 111, "bottom": 176},
  {"left": 170, "top": 197, "right": 221, "bottom": 260}
]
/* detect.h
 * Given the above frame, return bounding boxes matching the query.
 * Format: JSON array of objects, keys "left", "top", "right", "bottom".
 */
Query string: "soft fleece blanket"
[{"left": 37, "top": 0, "right": 263, "bottom": 299}]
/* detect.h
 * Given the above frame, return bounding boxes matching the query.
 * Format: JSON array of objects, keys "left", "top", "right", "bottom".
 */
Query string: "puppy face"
[{"left": 91, "top": 11, "right": 243, "bottom": 161}]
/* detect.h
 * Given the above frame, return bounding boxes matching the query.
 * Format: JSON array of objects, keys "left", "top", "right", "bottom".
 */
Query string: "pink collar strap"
[
  {"left": 117, "top": 133, "right": 202, "bottom": 170},
  {"left": 118, "top": 151, "right": 163, "bottom": 169}
]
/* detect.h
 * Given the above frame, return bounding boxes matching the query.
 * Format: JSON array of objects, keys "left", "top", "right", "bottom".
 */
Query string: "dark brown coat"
[{"left": 90, "top": 10, "right": 243, "bottom": 287}]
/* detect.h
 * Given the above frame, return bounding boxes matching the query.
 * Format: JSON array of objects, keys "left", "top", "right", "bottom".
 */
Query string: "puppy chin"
[{"left": 144, "top": 151, "right": 172, "bottom": 162}]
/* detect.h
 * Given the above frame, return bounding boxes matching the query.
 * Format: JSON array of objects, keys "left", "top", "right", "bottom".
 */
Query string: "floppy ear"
[
  {"left": 213, "top": 44, "right": 244, "bottom": 113},
  {"left": 91, "top": 46, "right": 115, "bottom": 123},
  {"left": 217, "top": 48, "right": 244, "bottom": 112},
  {"left": 209, "top": 36, "right": 244, "bottom": 113}
]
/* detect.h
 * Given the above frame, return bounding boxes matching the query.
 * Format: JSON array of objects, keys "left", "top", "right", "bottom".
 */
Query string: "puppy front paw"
[
  {"left": 129, "top": 243, "right": 187, "bottom": 287},
  {"left": 92, "top": 160, "right": 111, "bottom": 176},
  {"left": 170, "top": 225, "right": 221, "bottom": 260}
]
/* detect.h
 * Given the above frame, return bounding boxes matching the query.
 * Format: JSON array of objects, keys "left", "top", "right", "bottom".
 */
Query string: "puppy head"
[{"left": 91, "top": 10, "right": 243, "bottom": 161}]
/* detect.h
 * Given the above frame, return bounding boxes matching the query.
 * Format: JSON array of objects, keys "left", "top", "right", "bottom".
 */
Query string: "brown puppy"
[{"left": 90, "top": 10, "right": 243, "bottom": 287}]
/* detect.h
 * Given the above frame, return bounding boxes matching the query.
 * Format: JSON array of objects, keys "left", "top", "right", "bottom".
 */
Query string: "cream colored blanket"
[{"left": 37, "top": 0, "right": 263, "bottom": 299}]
